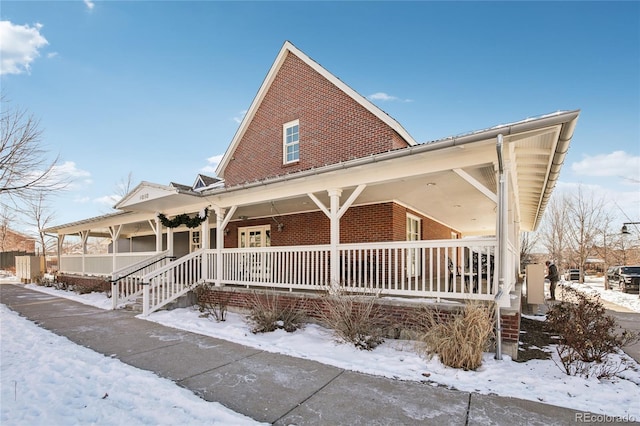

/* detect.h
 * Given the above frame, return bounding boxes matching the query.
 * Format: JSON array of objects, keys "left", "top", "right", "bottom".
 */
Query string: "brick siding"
[
  {"left": 223, "top": 53, "right": 410, "bottom": 187},
  {"left": 224, "top": 202, "right": 457, "bottom": 248},
  {"left": 198, "top": 286, "right": 520, "bottom": 350},
  {"left": 58, "top": 274, "right": 111, "bottom": 293}
]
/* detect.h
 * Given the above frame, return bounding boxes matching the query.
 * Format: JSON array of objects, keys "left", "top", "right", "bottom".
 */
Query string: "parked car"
[
  {"left": 606, "top": 266, "right": 620, "bottom": 284},
  {"left": 612, "top": 266, "right": 640, "bottom": 294},
  {"left": 564, "top": 269, "right": 580, "bottom": 281}
]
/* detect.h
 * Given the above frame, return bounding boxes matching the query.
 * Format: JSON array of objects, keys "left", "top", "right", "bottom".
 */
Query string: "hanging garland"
[{"left": 158, "top": 208, "right": 209, "bottom": 229}]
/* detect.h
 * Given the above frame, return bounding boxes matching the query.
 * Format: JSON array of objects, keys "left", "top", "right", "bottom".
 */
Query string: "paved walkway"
[{"left": 0, "top": 283, "right": 632, "bottom": 425}]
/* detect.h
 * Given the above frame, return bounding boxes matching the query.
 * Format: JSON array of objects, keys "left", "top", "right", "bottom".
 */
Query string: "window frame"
[{"left": 283, "top": 119, "right": 300, "bottom": 165}]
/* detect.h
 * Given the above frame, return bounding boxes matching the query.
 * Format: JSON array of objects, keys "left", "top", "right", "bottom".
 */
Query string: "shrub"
[
  {"left": 246, "top": 289, "right": 306, "bottom": 333},
  {"left": 546, "top": 286, "right": 639, "bottom": 378},
  {"left": 194, "top": 284, "right": 229, "bottom": 322},
  {"left": 413, "top": 302, "right": 495, "bottom": 370},
  {"left": 315, "top": 287, "right": 386, "bottom": 350}
]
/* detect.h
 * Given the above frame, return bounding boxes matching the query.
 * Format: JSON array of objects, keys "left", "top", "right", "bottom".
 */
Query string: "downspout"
[{"left": 495, "top": 134, "right": 505, "bottom": 360}]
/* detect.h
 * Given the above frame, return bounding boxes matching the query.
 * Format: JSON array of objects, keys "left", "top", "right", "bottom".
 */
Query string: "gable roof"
[
  {"left": 215, "top": 41, "right": 418, "bottom": 178},
  {"left": 192, "top": 174, "right": 220, "bottom": 191}
]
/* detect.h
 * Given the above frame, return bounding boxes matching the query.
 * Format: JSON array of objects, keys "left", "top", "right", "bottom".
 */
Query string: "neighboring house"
[
  {"left": 45, "top": 41, "right": 580, "bottom": 359},
  {"left": 0, "top": 227, "right": 36, "bottom": 271},
  {"left": 0, "top": 227, "right": 36, "bottom": 253}
]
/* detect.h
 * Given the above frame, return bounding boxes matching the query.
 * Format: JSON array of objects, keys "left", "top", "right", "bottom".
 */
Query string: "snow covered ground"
[{"left": 2, "top": 274, "right": 639, "bottom": 423}]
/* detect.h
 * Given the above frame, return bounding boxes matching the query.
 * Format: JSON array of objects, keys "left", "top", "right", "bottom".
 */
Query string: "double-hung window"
[{"left": 283, "top": 120, "right": 299, "bottom": 164}]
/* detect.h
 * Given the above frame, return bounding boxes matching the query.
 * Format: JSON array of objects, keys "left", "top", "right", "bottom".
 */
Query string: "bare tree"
[
  {"left": 1, "top": 97, "right": 64, "bottom": 209},
  {"left": 24, "top": 191, "right": 56, "bottom": 255},
  {"left": 520, "top": 232, "right": 538, "bottom": 270},
  {"left": 114, "top": 172, "right": 134, "bottom": 200},
  {"left": 0, "top": 206, "right": 15, "bottom": 252},
  {"left": 565, "top": 186, "right": 607, "bottom": 283},
  {"left": 539, "top": 192, "right": 570, "bottom": 272}
]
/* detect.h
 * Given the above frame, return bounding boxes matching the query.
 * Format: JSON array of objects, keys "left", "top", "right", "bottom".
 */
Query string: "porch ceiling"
[{"left": 211, "top": 112, "right": 578, "bottom": 236}]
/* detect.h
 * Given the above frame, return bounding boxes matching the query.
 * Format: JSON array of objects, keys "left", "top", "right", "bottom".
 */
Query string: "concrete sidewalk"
[{"left": 0, "top": 284, "right": 621, "bottom": 425}]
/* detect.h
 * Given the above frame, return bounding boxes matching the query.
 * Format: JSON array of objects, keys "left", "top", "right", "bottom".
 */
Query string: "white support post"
[
  {"left": 328, "top": 189, "right": 342, "bottom": 287},
  {"left": 155, "top": 214, "right": 162, "bottom": 252},
  {"left": 214, "top": 206, "right": 236, "bottom": 287},
  {"left": 80, "top": 231, "right": 89, "bottom": 275},
  {"left": 109, "top": 225, "right": 122, "bottom": 272},
  {"left": 167, "top": 227, "right": 174, "bottom": 257},
  {"left": 308, "top": 187, "right": 366, "bottom": 287},
  {"left": 216, "top": 208, "right": 224, "bottom": 287},
  {"left": 201, "top": 218, "right": 209, "bottom": 282},
  {"left": 142, "top": 283, "right": 150, "bottom": 316}
]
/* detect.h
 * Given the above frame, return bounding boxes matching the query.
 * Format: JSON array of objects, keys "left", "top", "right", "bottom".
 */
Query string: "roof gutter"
[{"left": 532, "top": 112, "right": 579, "bottom": 230}]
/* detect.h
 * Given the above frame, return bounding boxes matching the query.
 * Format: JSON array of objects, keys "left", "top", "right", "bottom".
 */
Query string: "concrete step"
[{"left": 122, "top": 291, "right": 196, "bottom": 313}]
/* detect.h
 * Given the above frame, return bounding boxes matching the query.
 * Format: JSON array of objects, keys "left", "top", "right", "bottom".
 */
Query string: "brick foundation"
[
  {"left": 57, "top": 274, "right": 111, "bottom": 293},
  {"left": 198, "top": 286, "right": 521, "bottom": 358}
]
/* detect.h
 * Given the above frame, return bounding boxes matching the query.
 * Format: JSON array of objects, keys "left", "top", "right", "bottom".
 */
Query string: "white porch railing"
[
  {"left": 59, "top": 252, "right": 160, "bottom": 276},
  {"left": 211, "top": 238, "right": 502, "bottom": 302},
  {"left": 59, "top": 237, "right": 515, "bottom": 316},
  {"left": 110, "top": 251, "right": 175, "bottom": 309}
]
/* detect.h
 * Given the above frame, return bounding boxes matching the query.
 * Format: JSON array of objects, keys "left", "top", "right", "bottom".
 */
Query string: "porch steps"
[{"left": 122, "top": 291, "right": 197, "bottom": 314}]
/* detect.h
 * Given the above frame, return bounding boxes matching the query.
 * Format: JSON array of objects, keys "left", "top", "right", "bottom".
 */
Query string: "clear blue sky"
[{"left": 2, "top": 1, "right": 639, "bottom": 232}]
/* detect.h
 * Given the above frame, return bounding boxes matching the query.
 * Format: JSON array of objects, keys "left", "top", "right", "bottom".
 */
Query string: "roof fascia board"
[{"left": 215, "top": 41, "right": 417, "bottom": 178}]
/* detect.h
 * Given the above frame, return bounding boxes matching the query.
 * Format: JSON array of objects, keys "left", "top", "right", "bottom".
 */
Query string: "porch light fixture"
[{"left": 621, "top": 222, "right": 640, "bottom": 234}]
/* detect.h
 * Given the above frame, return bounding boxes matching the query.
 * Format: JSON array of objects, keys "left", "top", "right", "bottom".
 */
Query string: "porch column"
[
  {"left": 328, "top": 189, "right": 342, "bottom": 286},
  {"left": 109, "top": 225, "right": 122, "bottom": 272},
  {"left": 201, "top": 218, "right": 209, "bottom": 282},
  {"left": 215, "top": 207, "right": 226, "bottom": 287},
  {"left": 167, "top": 227, "right": 174, "bottom": 257},
  {"left": 496, "top": 135, "right": 510, "bottom": 307},
  {"left": 155, "top": 215, "right": 162, "bottom": 252},
  {"left": 80, "top": 230, "right": 89, "bottom": 275}
]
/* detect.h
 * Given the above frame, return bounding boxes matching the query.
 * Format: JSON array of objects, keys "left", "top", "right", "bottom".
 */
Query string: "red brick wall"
[
  {"left": 223, "top": 53, "right": 410, "bottom": 187},
  {"left": 1, "top": 229, "right": 36, "bottom": 253},
  {"left": 198, "top": 287, "right": 519, "bottom": 345},
  {"left": 58, "top": 274, "right": 111, "bottom": 293},
  {"left": 224, "top": 202, "right": 457, "bottom": 248}
]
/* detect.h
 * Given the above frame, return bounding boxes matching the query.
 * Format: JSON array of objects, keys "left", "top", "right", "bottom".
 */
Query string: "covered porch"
[{"left": 46, "top": 112, "right": 578, "bottom": 318}]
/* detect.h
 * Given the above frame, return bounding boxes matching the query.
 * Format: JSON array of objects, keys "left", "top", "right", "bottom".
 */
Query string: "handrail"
[
  {"left": 111, "top": 251, "right": 177, "bottom": 310},
  {"left": 110, "top": 255, "right": 176, "bottom": 284}
]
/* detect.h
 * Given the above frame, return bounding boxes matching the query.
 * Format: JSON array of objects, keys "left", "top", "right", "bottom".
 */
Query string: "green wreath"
[{"left": 158, "top": 208, "right": 209, "bottom": 229}]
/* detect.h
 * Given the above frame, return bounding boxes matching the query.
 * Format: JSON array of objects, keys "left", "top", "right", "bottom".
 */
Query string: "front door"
[
  {"left": 406, "top": 214, "right": 421, "bottom": 277},
  {"left": 238, "top": 225, "right": 271, "bottom": 281},
  {"left": 190, "top": 229, "right": 201, "bottom": 253}
]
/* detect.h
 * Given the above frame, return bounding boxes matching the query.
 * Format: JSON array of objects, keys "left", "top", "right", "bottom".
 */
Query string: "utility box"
[
  {"left": 525, "top": 263, "right": 545, "bottom": 305},
  {"left": 15, "top": 256, "right": 45, "bottom": 283}
]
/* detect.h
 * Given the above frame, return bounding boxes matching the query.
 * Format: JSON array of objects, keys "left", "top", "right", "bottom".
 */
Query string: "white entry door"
[{"left": 238, "top": 225, "right": 271, "bottom": 281}]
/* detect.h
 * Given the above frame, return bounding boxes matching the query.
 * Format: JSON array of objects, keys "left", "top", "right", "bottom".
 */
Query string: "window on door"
[
  {"left": 406, "top": 214, "right": 421, "bottom": 276},
  {"left": 190, "top": 230, "right": 201, "bottom": 252},
  {"left": 238, "top": 225, "right": 271, "bottom": 248}
]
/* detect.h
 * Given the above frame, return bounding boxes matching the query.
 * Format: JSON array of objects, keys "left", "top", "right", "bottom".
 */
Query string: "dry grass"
[
  {"left": 246, "top": 289, "right": 307, "bottom": 334},
  {"left": 315, "top": 287, "right": 386, "bottom": 350},
  {"left": 413, "top": 302, "right": 495, "bottom": 370}
]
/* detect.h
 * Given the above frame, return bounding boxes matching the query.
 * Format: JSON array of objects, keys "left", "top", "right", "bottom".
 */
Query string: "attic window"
[
  {"left": 283, "top": 120, "right": 299, "bottom": 164},
  {"left": 194, "top": 179, "right": 205, "bottom": 190}
]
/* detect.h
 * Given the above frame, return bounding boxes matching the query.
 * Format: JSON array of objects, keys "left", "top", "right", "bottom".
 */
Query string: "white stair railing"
[
  {"left": 142, "top": 249, "right": 204, "bottom": 316},
  {"left": 111, "top": 251, "right": 175, "bottom": 309}
]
